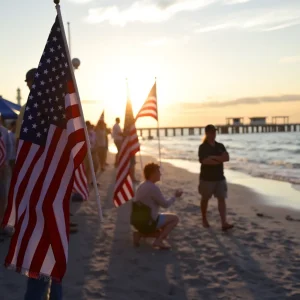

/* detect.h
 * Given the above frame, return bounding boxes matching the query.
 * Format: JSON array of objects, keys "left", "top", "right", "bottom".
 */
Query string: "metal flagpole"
[
  {"left": 67, "top": 22, "right": 71, "bottom": 57},
  {"left": 155, "top": 77, "right": 162, "bottom": 168},
  {"left": 55, "top": 0, "right": 103, "bottom": 221}
]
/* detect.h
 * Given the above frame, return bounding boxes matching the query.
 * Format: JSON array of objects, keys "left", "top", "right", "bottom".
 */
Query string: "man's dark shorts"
[{"left": 198, "top": 180, "right": 227, "bottom": 199}]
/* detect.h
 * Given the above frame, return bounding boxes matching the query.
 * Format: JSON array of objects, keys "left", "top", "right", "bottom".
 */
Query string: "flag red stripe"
[
  {"left": 66, "top": 105, "right": 81, "bottom": 120},
  {"left": 2, "top": 142, "right": 32, "bottom": 227},
  {"left": 4, "top": 211, "right": 26, "bottom": 268}
]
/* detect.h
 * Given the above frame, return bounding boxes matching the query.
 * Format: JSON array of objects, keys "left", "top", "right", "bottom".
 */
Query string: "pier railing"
[{"left": 137, "top": 124, "right": 300, "bottom": 138}]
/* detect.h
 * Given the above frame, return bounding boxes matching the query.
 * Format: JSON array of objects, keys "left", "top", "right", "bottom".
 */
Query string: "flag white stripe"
[
  {"left": 123, "top": 184, "right": 132, "bottom": 201},
  {"left": 67, "top": 116, "right": 85, "bottom": 138},
  {"left": 116, "top": 191, "right": 125, "bottom": 205},
  {"left": 147, "top": 96, "right": 156, "bottom": 101},
  {"left": 65, "top": 93, "right": 77, "bottom": 108},
  {"left": 40, "top": 245, "right": 55, "bottom": 275},
  {"left": 52, "top": 157, "right": 74, "bottom": 260}
]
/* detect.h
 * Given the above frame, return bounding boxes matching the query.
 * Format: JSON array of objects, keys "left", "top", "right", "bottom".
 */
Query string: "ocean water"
[{"left": 139, "top": 132, "right": 300, "bottom": 186}]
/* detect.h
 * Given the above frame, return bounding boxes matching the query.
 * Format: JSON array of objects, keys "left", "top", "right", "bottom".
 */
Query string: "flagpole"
[
  {"left": 55, "top": 1, "right": 103, "bottom": 221},
  {"left": 155, "top": 77, "right": 162, "bottom": 168}
]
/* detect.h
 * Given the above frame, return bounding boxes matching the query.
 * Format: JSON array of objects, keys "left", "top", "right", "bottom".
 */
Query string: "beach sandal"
[{"left": 222, "top": 224, "right": 234, "bottom": 232}]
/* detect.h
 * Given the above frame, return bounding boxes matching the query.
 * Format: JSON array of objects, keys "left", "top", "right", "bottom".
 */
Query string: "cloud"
[
  {"left": 180, "top": 95, "right": 300, "bottom": 109},
  {"left": 280, "top": 56, "right": 300, "bottom": 64},
  {"left": 195, "top": 8, "right": 300, "bottom": 33},
  {"left": 85, "top": 0, "right": 250, "bottom": 25}
]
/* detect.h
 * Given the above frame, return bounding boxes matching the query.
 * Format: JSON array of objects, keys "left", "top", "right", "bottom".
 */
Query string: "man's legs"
[
  {"left": 24, "top": 278, "right": 63, "bottom": 300},
  {"left": 153, "top": 214, "right": 179, "bottom": 248},
  {"left": 216, "top": 180, "right": 233, "bottom": 230},
  {"left": 50, "top": 280, "right": 63, "bottom": 300},
  {"left": 198, "top": 180, "right": 213, "bottom": 228},
  {"left": 24, "top": 278, "right": 49, "bottom": 300},
  {"left": 201, "top": 197, "right": 210, "bottom": 228},
  {"left": 217, "top": 198, "right": 227, "bottom": 227}
]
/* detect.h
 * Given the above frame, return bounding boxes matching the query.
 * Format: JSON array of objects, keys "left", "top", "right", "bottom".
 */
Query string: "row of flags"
[{"left": 1, "top": 4, "right": 159, "bottom": 283}]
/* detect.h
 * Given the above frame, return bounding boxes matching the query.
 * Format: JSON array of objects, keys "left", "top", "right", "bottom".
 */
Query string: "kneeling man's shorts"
[{"left": 198, "top": 180, "right": 227, "bottom": 199}]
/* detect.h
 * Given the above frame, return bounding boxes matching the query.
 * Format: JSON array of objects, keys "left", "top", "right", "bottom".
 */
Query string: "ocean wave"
[{"left": 227, "top": 165, "right": 300, "bottom": 185}]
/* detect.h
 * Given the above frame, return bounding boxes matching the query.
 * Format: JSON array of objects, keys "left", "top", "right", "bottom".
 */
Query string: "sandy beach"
[{"left": 1, "top": 153, "right": 300, "bottom": 300}]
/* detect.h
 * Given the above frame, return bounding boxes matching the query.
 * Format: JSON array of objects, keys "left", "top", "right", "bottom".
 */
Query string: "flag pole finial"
[{"left": 54, "top": 0, "right": 60, "bottom": 4}]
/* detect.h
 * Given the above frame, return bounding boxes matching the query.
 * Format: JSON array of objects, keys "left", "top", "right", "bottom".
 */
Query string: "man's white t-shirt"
[{"left": 112, "top": 123, "right": 123, "bottom": 142}]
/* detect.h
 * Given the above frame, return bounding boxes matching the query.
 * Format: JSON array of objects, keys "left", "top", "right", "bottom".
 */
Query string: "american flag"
[
  {"left": 2, "top": 16, "right": 87, "bottom": 281},
  {"left": 113, "top": 97, "right": 140, "bottom": 207},
  {"left": 135, "top": 82, "right": 157, "bottom": 121},
  {"left": 0, "top": 131, "right": 5, "bottom": 168},
  {"left": 73, "top": 163, "right": 89, "bottom": 201}
]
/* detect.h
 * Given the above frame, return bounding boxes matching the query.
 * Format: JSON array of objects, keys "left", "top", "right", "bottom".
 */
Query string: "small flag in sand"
[
  {"left": 73, "top": 163, "right": 89, "bottom": 200},
  {"left": 135, "top": 83, "right": 157, "bottom": 121},
  {"left": 113, "top": 95, "right": 140, "bottom": 207},
  {"left": 2, "top": 15, "right": 87, "bottom": 281},
  {"left": 100, "top": 110, "right": 104, "bottom": 122}
]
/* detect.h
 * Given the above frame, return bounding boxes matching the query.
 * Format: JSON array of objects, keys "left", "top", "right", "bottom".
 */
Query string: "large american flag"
[
  {"left": 135, "top": 82, "right": 157, "bottom": 121},
  {"left": 2, "top": 16, "right": 87, "bottom": 281},
  {"left": 0, "top": 131, "right": 5, "bottom": 168},
  {"left": 113, "top": 97, "right": 140, "bottom": 207}
]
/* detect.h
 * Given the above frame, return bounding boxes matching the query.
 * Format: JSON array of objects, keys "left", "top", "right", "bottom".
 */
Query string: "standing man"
[
  {"left": 15, "top": 68, "right": 37, "bottom": 141},
  {"left": 13, "top": 69, "right": 63, "bottom": 298},
  {"left": 198, "top": 124, "right": 233, "bottom": 231},
  {"left": 112, "top": 117, "right": 123, "bottom": 166},
  {"left": 8, "top": 121, "right": 16, "bottom": 170}
]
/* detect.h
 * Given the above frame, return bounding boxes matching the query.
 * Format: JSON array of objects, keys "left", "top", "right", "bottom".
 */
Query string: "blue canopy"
[{"left": 0, "top": 96, "right": 21, "bottom": 119}]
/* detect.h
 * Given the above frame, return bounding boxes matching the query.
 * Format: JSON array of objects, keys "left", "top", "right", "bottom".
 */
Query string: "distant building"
[
  {"left": 249, "top": 117, "right": 267, "bottom": 125},
  {"left": 226, "top": 117, "right": 244, "bottom": 126}
]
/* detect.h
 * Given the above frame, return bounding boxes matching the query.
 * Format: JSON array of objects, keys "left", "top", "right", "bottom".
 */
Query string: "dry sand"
[{"left": 1, "top": 153, "right": 300, "bottom": 300}]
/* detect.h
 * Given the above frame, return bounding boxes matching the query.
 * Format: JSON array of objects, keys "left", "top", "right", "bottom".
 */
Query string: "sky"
[{"left": 1, "top": 0, "right": 300, "bottom": 127}]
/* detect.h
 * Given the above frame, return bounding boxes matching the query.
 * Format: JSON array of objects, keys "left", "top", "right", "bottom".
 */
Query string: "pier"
[{"left": 138, "top": 117, "right": 300, "bottom": 138}]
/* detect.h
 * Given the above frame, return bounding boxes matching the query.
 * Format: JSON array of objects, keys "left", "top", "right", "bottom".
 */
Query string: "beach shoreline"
[
  {"left": 0, "top": 152, "right": 299, "bottom": 299},
  {"left": 160, "top": 157, "right": 300, "bottom": 212}
]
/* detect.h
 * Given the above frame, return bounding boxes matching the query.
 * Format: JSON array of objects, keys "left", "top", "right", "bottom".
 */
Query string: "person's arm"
[
  {"left": 210, "top": 144, "right": 230, "bottom": 163},
  {"left": 201, "top": 157, "right": 223, "bottom": 165},
  {"left": 199, "top": 144, "right": 221, "bottom": 165},
  {"left": 152, "top": 185, "right": 176, "bottom": 208}
]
